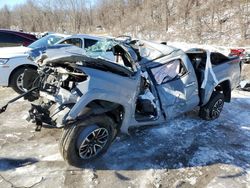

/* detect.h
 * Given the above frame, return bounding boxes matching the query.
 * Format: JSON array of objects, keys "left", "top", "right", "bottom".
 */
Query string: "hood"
[
  {"left": 36, "top": 45, "right": 136, "bottom": 77},
  {"left": 0, "top": 46, "right": 31, "bottom": 58}
]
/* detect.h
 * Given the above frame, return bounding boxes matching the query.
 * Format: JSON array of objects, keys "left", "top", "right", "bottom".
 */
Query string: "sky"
[
  {"left": 0, "top": 0, "right": 98, "bottom": 9},
  {"left": 0, "top": 0, "right": 27, "bottom": 8}
]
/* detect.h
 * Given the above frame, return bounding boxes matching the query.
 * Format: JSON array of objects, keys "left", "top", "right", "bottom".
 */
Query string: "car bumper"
[
  {"left": 242, "top": 58, "right": 250, "bottom": 64},
  {"left": 0, "top": 65, "right": 12, "bottom": 86}
]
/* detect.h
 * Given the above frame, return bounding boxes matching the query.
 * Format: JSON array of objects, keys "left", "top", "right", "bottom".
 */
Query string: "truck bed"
[{"left": 186, "top": 50, "right": 241, "bottom": 105}]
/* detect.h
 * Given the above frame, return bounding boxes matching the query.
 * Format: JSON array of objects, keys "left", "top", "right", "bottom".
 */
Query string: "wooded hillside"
[{"left": 0, "top": 0, "right": 249, "bottom": 45}]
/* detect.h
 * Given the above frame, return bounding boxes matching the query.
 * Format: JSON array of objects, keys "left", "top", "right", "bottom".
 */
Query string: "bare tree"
[
  {"left": 0, "top": 5, "right": 11, "bottom": 28},
  {"left": 0, "top": 0, "right": 249, "bottom": 45}
]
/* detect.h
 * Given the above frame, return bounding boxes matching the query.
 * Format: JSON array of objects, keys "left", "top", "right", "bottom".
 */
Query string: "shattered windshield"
[
  {"left": 85, "top": 39, "right": 117, "bottom": 61},
  {"left": 86, "top": 39, "right": 117, "bottom": 52},
  {"left": 85, "top": 39, "right": 136, "bottom": 72}
]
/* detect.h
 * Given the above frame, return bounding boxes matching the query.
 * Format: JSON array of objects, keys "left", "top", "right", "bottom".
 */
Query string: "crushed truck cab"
[{"left": 3, "top": 38, "right": 241, "bottom": 166}]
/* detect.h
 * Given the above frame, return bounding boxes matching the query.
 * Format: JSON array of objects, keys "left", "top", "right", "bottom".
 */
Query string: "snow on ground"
[{"left": 0, "top": 87, "right": 250, "bottom": 188}]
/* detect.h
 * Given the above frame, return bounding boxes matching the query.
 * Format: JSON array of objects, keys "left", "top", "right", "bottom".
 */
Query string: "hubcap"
[
  {"left": 78, "top": 127, "right": 109, "bottom": 159},
  {"left": 211, "top": 99, "right": 224, "bottom": 118},
  {"left": 16, "top": 73, "right": 24, "bottom": 91}
]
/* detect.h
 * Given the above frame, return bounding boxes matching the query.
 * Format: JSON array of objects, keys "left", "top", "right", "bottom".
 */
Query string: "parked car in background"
[
  {"left": 229, "top": 48, "right": 250, "bottom": 64},
  {"left": 229, "top": 48, "right": 245, "bottom": 57},
  {"left": 0, "top": 33, "right": 68, "bottom": 93},
  {"left": 0, "top": 29, "right": 38, "bottom": 47},
  {"left": 245, "top": 48, "right": 250, "bottom": 64},
  {"left": 0, "top": 34, "right": 106, "bottom": 93}
]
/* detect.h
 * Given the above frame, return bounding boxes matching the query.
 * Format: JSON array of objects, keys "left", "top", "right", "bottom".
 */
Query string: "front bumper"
[
  {"left": 0, "top": 65, "right": 11, "bottom": 86},
  {"left": 245, "top": 57, "right": 250, "bottom": 63}
]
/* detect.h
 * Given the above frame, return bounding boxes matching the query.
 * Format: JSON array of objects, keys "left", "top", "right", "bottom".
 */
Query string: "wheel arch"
[
  {"left": 215, "top": 80, "right": 231, "bottom": 102},
  {"left": 74, "top": 99, "right": 126, "bottom": 131}
]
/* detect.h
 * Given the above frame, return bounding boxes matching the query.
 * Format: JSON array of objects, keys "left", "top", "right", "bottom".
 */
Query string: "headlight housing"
[{"left": 0, "top": 58, "right": 9, "bottom": 65}]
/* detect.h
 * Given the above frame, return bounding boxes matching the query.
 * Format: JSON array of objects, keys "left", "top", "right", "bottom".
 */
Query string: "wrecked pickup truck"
[{"left": 0, "top": 39, "right": 241, "bottom": 167}]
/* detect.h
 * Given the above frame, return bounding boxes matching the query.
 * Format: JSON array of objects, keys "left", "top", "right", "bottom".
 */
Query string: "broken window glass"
[{"left": 151, "top": 59, "right": 181, "bottom": 84}]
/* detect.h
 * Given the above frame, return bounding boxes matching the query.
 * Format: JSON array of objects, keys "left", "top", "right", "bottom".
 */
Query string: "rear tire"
[
  {"left": 199, "top": 91, "right": 225, "bottom": 120},
  {"left": 59, "top": 115, "right": 115, "bottom": 167}
]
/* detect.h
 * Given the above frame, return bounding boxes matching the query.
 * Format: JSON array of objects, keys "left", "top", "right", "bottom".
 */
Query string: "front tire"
[
  {"left": 199, "top": 91, "right": 225, "bottom": 120},
  {"left": 59, "top": 115, "right": 115, "bottom": 167},
  {"left": 10, "top": 67, "right": 30, "bottom": 94}
]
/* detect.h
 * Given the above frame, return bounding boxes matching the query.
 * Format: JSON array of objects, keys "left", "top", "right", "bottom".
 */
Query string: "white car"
[
  {"left": 0, "top": 34, "right": 105, "bottom": 93},
  {"left": 0, "top": 33, "right": 68, "bottom": 93}
]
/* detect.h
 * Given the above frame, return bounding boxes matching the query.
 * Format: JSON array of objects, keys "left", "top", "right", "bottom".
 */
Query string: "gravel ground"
[
  {"left": 0, "top": 87, "right": 250, "bottom": 188},
  {"left": 242, "top": 64, "right": 250, "bottom": 81}
]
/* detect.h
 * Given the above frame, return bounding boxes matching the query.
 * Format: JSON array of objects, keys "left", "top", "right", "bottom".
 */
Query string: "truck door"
[{"left": 150, "top": 58, "right": 199, "bottom": 118}]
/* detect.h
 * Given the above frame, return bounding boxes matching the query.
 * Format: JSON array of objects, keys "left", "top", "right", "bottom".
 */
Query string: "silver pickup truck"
[{"left": 0, "top": 39, "right": 241, "bottom": 167}]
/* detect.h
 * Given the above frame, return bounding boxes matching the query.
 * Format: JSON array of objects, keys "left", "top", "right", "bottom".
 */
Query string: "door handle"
[{"left": 186, "top": 82, "right": 196, "bottom": 87}]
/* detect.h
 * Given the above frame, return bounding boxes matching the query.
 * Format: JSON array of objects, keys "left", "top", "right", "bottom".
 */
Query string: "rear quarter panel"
[
  {"left": 203, "top": 59, "right": 241, "bottom": 105},
  {"left": 214, "top": 59, "right": 241, "bottom": 90}
]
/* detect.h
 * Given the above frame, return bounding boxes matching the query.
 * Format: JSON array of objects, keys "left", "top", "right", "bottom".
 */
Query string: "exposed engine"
[
  {"left": 22, "top": 63, "right": 88, "bottom": 130},
  {"left": 26, "top": 65, "right": 86, "bottom": 94}
]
